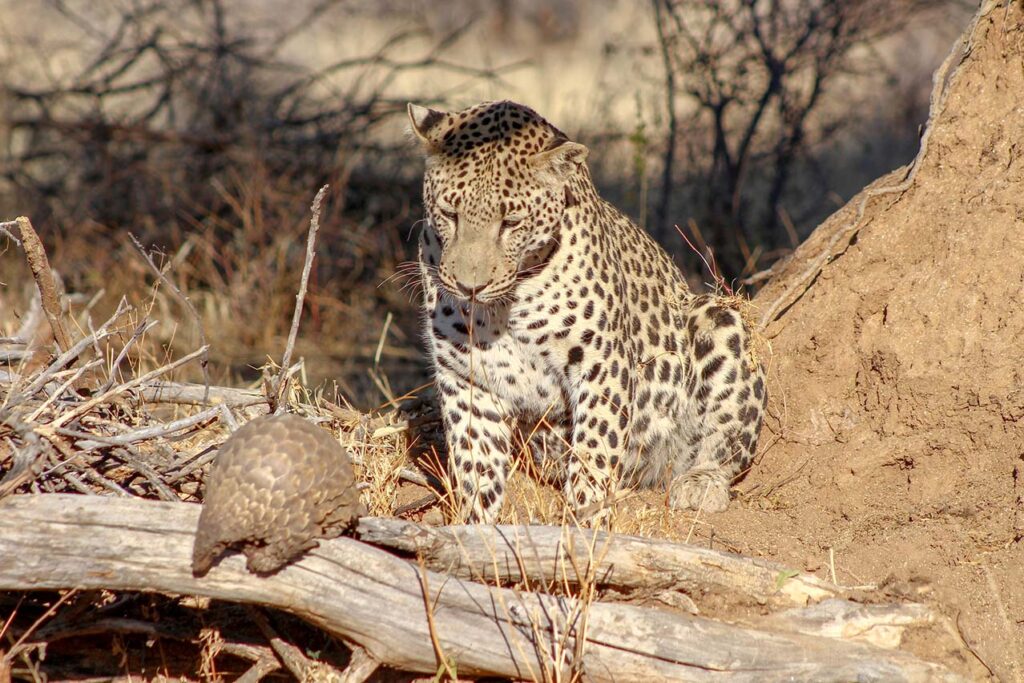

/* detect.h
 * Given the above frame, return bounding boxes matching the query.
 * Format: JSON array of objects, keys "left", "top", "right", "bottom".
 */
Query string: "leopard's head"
[{"left": 408, "top": 100, "right": 589, "bottom": 304}]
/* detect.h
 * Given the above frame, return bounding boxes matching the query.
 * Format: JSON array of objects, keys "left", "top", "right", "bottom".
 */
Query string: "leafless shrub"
[
  {"left": 1, "top": 0, "right": 515, "bottom": 232},
  {"left": 650, "top": 0, "right": 946, "bottom": 276}
]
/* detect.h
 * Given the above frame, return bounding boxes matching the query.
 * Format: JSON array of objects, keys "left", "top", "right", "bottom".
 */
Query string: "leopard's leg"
[
  {"left": 438, "top": 370, "right": 513, "bottom": 523},
  {"left": 522, "top": 417, "right": 571, "bottom": 485},
  {"left": 564, "top": 342, "right": 633, "bottom": 523},
  {"left": 671, "top": 295, "right": 766, "bottom": 512}
]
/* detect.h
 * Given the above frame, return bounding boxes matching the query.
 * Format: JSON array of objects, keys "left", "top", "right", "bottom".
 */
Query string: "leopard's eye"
[
  {"left": 500, "top": 215, "right": 525, "bottom": 233},
  {"left": 437, "top": 207, "right": 458, "bottom": 224}
]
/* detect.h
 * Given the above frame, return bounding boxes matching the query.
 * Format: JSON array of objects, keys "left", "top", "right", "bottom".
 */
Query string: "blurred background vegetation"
[{"left": 0, "top": 0, "right": 971, "bottom": 405}]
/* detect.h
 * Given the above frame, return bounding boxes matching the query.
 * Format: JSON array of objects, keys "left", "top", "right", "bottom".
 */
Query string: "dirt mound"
[{"left": 713, "top": 3, "right": 1024, "bottom": 679}]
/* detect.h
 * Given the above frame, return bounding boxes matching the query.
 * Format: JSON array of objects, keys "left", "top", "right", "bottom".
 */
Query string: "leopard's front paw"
[{"left": 670, "top": 469, "right": 731, "bottom": 513}]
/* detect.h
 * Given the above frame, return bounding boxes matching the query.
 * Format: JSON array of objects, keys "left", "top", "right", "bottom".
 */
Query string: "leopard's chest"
[{"left": 424, "top": 284, "right": 568, "bottom": 420}]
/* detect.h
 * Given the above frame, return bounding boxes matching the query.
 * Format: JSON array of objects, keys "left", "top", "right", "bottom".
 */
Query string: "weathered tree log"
[
  {"left": 0, "top": 495, "right": 962, "bottom": 682},
  {"left": 357, "top": 517, "right": 842, "bottom": 608}
]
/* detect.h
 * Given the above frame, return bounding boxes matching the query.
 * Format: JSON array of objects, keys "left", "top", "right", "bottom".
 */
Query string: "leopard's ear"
[
  {"left": 529, "top": 138, "right": 589, "bottom": 179},
  {"left": 407, "top": 103, "right": 447, "bottom": 153}
]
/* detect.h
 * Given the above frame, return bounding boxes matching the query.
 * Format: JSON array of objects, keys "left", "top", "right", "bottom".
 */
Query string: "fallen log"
[
  {"left": 357, "top": 517, "right": 842, "bottom": 608},
  {"left": 0, "top": 494, "right": 963, "bottom": 682}
]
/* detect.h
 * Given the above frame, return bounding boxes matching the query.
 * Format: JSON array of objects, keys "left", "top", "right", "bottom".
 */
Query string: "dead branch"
[
  {"left": 95, "top": 319, "right": 159, "bottom": 395},
  {"left": 10, "top": 298, "right": 132, "bottom": 401},
  {"left": 273, "top": 184, "right": 328, "bottom": 413},
  {"left": 758, "top": 600, "right": 938, "bottom": 650},
  {"left": 229, "top": 641, "right": 281, "bottom": 683},
  {"left": 139, "top": 381, "right": 268, "bottom": 409},
  {"left": 48, "top": 344, "right": 208, "bottom": 428},
  {"left": 54, "top": 405, "right": 221, "bottom": 450},
  {"left": 11, "top": 217, "right": 73, "bottom": 354},
  {"left": 128, "top": 234, "right": 211, "bottom": 402},
  {"left": 0, "top": 494, "right": 964, "bottom": 682},
  {"left": 356, "top": 517, "right": 840, "bottom": 608},
  {"left": 2, "top": 305, "right": 220, "bottom": 498},
  {"left": 340, "top": 646, "right": 380, "bottom": 683},
  {"left": 246, "top": 605, "right": 345, "bottom": 682},
  {"left": 0, "top": 417, "right": 47, "bottom": 497}
]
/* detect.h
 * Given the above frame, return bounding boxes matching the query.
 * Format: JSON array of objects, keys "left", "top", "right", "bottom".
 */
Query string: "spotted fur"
[{"left": 408, "top": 100, "right": 766, "bottom": 522}]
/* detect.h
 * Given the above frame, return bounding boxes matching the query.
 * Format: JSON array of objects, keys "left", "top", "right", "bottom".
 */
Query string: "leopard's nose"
[{"left": 456, "top": 278, "right": 491, "bottom": 297}]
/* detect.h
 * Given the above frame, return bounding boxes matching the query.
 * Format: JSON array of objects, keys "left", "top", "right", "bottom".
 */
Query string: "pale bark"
[
  {"left": 356, "top": 517, "right": 842, "bottom": 608},
  {"left": 0, "top": 495, "right": 962, "bottom": 682}
]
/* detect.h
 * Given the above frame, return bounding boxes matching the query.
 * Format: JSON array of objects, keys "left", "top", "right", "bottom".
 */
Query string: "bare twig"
[
  {"left": 163, "top": 442, "right": 221, "bottom": 485},
  {"left": 394, "top": 493, "right": 439, "bottom": 516},
  {"left": 246, "top": 606, "right": 345, "bottom": 681},
  {"left": 109, "top": 447, "right": 181, "bottom": 501},
  {"left": 48, "top": 345, "right": 209, "bottom": 428},
  {"left": 415, "top": 553, "right": 457, "bottom": 681},
  {"left": 340, "top": 644, "right": 380, "bottom": 683},
  {"left": 12, "top": 298, "right": 131, "bottom": 402},
  {"left": 0, "top": 350, "right": 31, "bottom": 363},
  {"left": 217, "top": 404, "right": 240, "bottom": 432},
  {"left": 273, "top": 184, "right": 328, "bottom": 413},
  {"left": 129, "top": 234, "right": 211, "bottom": 403},
  {"left": 0, "top": 416, "right": 48, "bottom": 497},
  {"left": 0, "top": 219, "right": 20, "bottom": 239},
  {"left": 140, "top": 381, "right": 267, "bottom": 409},
  {"left": 0, "top": 590, "right": 77, "bottom": 668},
  {"left": 56, "top": 406, "right": 221, "bottom": 450},
  {"left": 25, "top": 359, "right": 104, "bottom": 423},
  {"left": 97, "top": 319, "right": 160, "bottom": 395},
  {"left": 12, "top": 217, "right": 73, "bottom": 354},
  {"left": 225, "top": 641, "right": 281, "bottom": 683}
]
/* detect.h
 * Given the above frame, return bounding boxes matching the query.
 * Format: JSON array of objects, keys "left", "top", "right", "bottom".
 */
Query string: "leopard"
[{"left": 407, "top": 100, "right": 766, "bottom": 523}]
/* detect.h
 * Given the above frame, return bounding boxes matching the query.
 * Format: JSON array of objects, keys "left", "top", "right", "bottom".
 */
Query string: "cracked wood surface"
[{"left": 0, "top": 494, "right": 962, "bottom": 682}]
